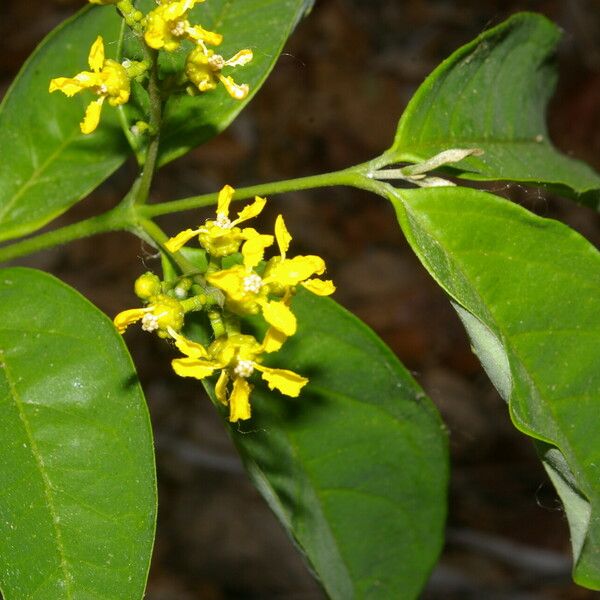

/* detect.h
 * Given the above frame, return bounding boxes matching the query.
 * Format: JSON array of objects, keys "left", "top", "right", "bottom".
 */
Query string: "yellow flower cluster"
[
  {"left": 49, "top": 0, "right": 252, "bottom": 134},
  {"left": 49, "top": 36, "right": 131, "bottom": 134},
  {"left": 114, "top": 187, "right": 335, "bottom": 422},
  {"left": 142, "top": 0, "right": 253, "bottom": 99}
]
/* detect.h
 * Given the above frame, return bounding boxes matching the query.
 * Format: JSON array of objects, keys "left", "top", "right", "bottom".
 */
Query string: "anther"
[
  {"left": 141, "top": 313, "right": 159, "bottom": 332},
  {"left": 215, "top": 212, "right": 232, "bottom": 229},
  {"left": 208, "top": 54, "right": 225, "bottom": 70},
  {"left": 234, "top": 360, "right": 254, "bottom": 378},
  {"left": 171, "top": 20, "right": 186, "bottom": 36},
  {"left": 243, "top": 274, "right": 263, "bottom": 294}
]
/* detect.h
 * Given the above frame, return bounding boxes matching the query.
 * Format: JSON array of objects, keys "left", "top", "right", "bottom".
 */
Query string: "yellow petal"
[
  {"left": 215, "top": 370, "right": 229, "bottom": 406},
  {"left": 196, "top": 77, "right": 218, "bottom": 93},
  {"left": 206, "top": 267, "right": 244, "bottom": 298},
  {"left": 164, "top": 228, "right": 199, "bottom": 253},
  {"left": 240, "top": 227, "right": 259, "bottom": 239},
  {"left": 229, "top": 377, "right": 252, "bottom": 422},
  {"left": 162, "top": 0, "right": 191, "bottom": 20},
  {"left": 218, "top": 74, "right": 249, "bottom": 100},
  {"left": 88, "top": 36, "right": 105, "bottom": 72},
  {"left": 261, "top": 327, "right": 288, "bottom": 353},
  {"left": 81, "top": 97, "right": 104, "bottom": 134},
  {"left": 266, "top": 255, "right": 325, "bottom": 287},
  {"left": 224, "top": 49, "right": 253, "bottom": 67},
  {"left": 261, "top": 300, "right": 297, "bottom": 336},
  {"left": 274, "top": 215, "right": 292, "bottom": 259},
  {"left": 301, "top": 278, "right": 336, "bottom": 296},
  {"left": 143, "top": 21, "right": 166, "bottom": 50},
  {"left": 113, "top": 308, "right": 147, "bottom": 334},
  {"left": 242, "top": 234, "right": 274, "bottom": 269},
  {"left": 234, "top": 196, "right": 266, "bottom": 225},
  {"left": 217, "top": 184, "right": 235, "bottom": 217},
  {"left": 171, "top": 332, "right": 209, "bottom": 359},
  {"left": 186, "top": 24, "right": 223, "bottom": 46},
  {"left": 172, "top": 357, "right": 221, "bottom": 380},
  {"left": 255, "top": 365, "right": 308, "bottom": 397},
  {"left": 73, "top": 71, "right": 100, "bottom": 87},
  {"left": 49, "top": 77, "right": 87, "bottom": 97}
]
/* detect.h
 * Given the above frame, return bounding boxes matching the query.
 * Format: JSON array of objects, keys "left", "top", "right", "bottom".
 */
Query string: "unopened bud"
[{"left": 134, "top": 272, "right": 162, "bottom": 300}]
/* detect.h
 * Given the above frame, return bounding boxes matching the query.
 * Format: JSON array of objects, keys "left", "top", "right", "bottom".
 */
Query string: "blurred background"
[{"left": 2, "top": 0, "right": 600, "bottom": 598}]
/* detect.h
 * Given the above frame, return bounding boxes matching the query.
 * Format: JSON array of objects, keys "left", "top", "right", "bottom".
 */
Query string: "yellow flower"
[
  {"left": 170, "top": 330, "right": 308, "bottom": 422},
  {"left": 265, "top": 215, "right": 336, "bottom": 296},
  {"left": 186, "top": 46, "right": 253, "bottom": 100},
  {"left": 114, "top": 294, "right": 184, "bottom": 337},
  {"left": 165, "top": 185, "right": 266, "bottom": 257},
  {"left": 144, "top": 0, "right": 222, "bottom": 52},
  {"left": 207, "top": 215, "right": 335, "bottom": 337},
  {"left": 49, "top": 36, "right": 130, "bottom": 134}
]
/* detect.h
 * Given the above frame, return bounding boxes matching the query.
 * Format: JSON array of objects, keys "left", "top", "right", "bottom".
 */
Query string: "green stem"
[
  {"left": 139, "top": 165, "right": 387, "bottom": 218},
  {"left": 208, "top": 310, "right": 226, "bottom": 338},
  {"left": 134, "top": 49, "right": 162, "bottom": 206},
  {"left": 0, "top": 207, "right": 129, "bottom": 263},
  {"left": 137, "top": 218, "right": 197, "bottom": 274},
  {"left": 0, "top": 166, "right": 390, "bottom": 263}
]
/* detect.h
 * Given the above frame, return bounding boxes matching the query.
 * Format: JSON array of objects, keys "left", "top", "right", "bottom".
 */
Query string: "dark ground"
[{"left": 2, "top": 0, "right": 600, "bottom": 598}]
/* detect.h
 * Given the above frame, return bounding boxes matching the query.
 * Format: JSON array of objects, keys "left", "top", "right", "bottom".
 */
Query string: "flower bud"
[{"left": 134, "top": 272, "right": 162, "bottom": 300}]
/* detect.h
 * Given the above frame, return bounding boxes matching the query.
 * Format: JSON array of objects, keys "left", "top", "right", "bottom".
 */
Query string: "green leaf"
[
  {"left": 0, "top": 7, "right": 130, "bottom": 243},
  {"left": 0, "top": 268, "right": 156, "bottom": 599},
  {"left": 188, "top": 290, "right": 448, "bottom": 599},
  {"left": 0, "top": 0, "right": 314, "bottom": 241},
  {"left": 386, "top": 13, "right": 600, "bottom": 206},
  {"left": 122, "top": 0, "right": 315, "bottom": 165},
  {"left": 389, "top": 185, "right": 600, "bottom": 590}
]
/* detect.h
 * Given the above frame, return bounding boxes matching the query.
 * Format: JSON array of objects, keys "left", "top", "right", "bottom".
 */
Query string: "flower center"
[
  {"left": 171, "top": 20, "right": 187, "bottom": 37},
  {"left": 214, "top": 212, "right": 232, "bottom": 229},
  {"left": 208, "top": 54, "right": 225, "bottom": 71},
  {"left": 243, "top": 273, "right": 263, "bottom": 294},
  {"left": 97, "top": 84, "right": 108, "bottom": 95},
  {"left": 141, "top": 313, "right": 159, "bottom": 332},
  {"left": 234, "top": 359, "right": 254, "bottom": 378}
]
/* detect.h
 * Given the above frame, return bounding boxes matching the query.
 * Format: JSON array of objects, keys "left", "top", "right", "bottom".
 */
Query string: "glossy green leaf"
[
  {"left": 0, "top": 268, "right": 156, "bottom": 599},
  {"left": 122, "top": 0, "right": 315, "bottom": 165},
  {"left": 187, "top": 290, "right": 448, "bottom": 599},
  {"left": 389, "top": 185, "right": 600, "bottom": 590},
  {"left": 0, "top": 7, "right": 129, "bottom": 243},
  {"left": 386, "top": 13, "right": 600, "bottom": 206}
]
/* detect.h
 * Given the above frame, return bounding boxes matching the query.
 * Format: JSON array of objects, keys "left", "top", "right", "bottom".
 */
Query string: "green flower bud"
[{"left": 173, "top": 277, "right": 193, "bottom": 299}]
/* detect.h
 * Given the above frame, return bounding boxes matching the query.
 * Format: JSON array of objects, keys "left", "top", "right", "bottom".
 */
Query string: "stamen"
[
  {"left": 97, "top": 84, "right": 108, "bottom": 95},
  {"left": 142, "top": 310, "right": 167, "bottom": 332},
  {"left": 141, "top": 313, "right": 159, "bottom": 332},
  {"left": 243, "top": 274, "right": 263, "bottom": 294},
  {"left": 171, "top": 20, "right": 186, "bottom": 36},
  {"left": 234, "top": 360, "right": 254, "bottom": 378},
  {"left": 215, "top": 212, "right": 232, "bottom": 229},
  {"left": 208, "top": 54, "right": 225, "bottom": 70}
]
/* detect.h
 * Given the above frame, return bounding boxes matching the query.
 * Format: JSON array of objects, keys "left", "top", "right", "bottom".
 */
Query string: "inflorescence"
[
  {"left": 114, "top": 186, "right": 335, "bottom": 422},
  {"left": 49, "top": 0, "right": 253, "bottom": 134}
]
